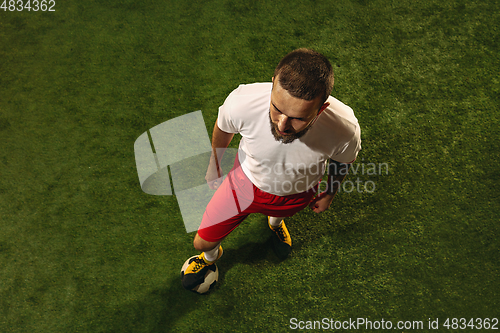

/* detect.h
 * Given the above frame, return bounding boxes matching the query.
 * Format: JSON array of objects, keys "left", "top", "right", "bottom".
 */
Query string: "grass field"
[{"left": 1, "top": 0, "right": 499, "bottom": 332}]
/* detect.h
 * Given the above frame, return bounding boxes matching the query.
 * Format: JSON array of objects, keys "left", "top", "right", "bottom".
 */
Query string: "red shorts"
[{"left": 197, "top": 157, "right": 318, "bottom": 242}]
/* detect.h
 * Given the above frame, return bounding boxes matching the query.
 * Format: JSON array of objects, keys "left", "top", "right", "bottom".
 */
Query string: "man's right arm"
[
  {"left": 211, "top": 119, "right": 235, "bottom": 151},
  {"left": 205, "top": 119, "right": 235, "bottom": 189}
]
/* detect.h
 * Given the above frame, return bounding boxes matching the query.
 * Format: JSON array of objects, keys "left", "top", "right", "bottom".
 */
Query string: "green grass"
[{"left": 1, "top": 0, "right": 499, "bottom": 332}]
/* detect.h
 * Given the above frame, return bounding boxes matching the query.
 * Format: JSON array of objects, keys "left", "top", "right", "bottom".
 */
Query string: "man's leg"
[
  {"left": 182, "top": 162, "right": 251, "bottom": 290},
  {"left": 268, "top": 216, "right": 285, "bottom": 228},
  {"left": 193, "top": 232, "right": 220, "bottom": 252},
  {"left": 260, "top": 185, "right": 319, "bottom": 259},
  {"left": 268, "top": 216, "right": 292, "bottom": 259},
  {"left": 193, "top": 233, "right": 221, "bottom": 262}
]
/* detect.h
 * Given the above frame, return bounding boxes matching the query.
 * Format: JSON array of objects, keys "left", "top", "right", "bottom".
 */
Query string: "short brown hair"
[{"left": 274, "top": 48, "right": 334, "bottom": 103}]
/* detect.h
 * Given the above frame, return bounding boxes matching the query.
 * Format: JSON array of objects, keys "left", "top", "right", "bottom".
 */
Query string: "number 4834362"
[{"left": 1, "top": 0, "right": 56, "bottom": 11}]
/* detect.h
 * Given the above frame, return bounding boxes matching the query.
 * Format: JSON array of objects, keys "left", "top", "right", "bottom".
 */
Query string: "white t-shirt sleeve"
[
  {"left": 330, "top": 124, "right": 362, "bottom": 163},
  {"left": 217, "top": 86, "right": 242, "bottom": 134}
]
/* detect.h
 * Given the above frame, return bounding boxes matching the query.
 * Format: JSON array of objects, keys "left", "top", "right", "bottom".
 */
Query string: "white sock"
[
  {"left": 269, "top": 217, "right": 284, "bottom": 228},
  {"left": 203, "top": 243, "right": 221, "bottom": 262}
]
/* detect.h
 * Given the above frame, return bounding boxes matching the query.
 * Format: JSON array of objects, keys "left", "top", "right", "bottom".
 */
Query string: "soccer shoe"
[
  {"left": 268, "top": 217, "right": 292, "bottom": 259},
  {"left": 181, "top": 245, "right": 223, "bottom": 290}
]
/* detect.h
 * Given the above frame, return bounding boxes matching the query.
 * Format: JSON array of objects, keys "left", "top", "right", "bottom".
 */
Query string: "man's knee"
[{"left": 193, "top": 233, "right": 219, "bottom": 252}]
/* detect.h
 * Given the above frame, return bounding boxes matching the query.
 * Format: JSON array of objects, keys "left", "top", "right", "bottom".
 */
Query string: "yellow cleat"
[
  {"left": 268, "top": 217, "right": 292, "bottom": 258},
  {"left": 182, "top": 245, "right": 223, "bottom": 290}
]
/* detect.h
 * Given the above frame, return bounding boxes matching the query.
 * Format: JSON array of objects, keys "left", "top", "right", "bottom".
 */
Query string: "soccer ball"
[{"left": 180, "top": 255, "right": 218, "bottom": 294}]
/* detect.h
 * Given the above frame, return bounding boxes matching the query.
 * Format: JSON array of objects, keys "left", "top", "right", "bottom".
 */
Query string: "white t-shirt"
[{"left": 217, "top": 82, "right": 361, "bottom": 196}]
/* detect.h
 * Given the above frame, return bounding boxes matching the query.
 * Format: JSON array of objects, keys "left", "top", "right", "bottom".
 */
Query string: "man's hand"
[
  {"left": 309, "top": 161, "right": 350, "bottom": 213},
  {"left": 309, "top": 191, "right": 335, "bottom": 213}
]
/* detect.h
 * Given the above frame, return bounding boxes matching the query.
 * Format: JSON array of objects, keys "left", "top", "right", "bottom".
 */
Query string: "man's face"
[{"left": 269, "top": 77, "right": 329, "bottom": 144}]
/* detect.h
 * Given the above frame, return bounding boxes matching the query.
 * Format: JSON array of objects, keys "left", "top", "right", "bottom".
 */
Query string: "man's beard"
[{"left": 268, "top": 112, "right": 312, "bottom": 144}]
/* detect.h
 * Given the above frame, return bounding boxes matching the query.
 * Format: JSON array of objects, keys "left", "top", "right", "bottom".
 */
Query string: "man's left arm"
[{"left": 309, "top": 160, "right": 351, "bottom": 213}]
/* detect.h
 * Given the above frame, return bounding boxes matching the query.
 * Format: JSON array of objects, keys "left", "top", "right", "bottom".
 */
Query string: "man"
[{"left": 182, "top": 48, "right": 361, "bottom": 290}]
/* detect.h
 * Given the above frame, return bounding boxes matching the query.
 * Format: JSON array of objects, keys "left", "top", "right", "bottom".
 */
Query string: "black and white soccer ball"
[{"left": 180, "top": 255, "right": 219, "bottom": 294}]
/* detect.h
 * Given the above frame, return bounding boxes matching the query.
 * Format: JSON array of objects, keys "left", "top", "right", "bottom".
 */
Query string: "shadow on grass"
[
  {"left": 105, "top": 214, "right": 356, "bottom": 332},
  {"left": 106, "top": 226, "right": 279, "bottom": 332}
]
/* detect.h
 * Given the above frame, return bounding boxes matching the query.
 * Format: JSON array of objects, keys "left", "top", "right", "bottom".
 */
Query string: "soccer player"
[{"left": 182, "top": 48, "right": 361, "bottom": 290}]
